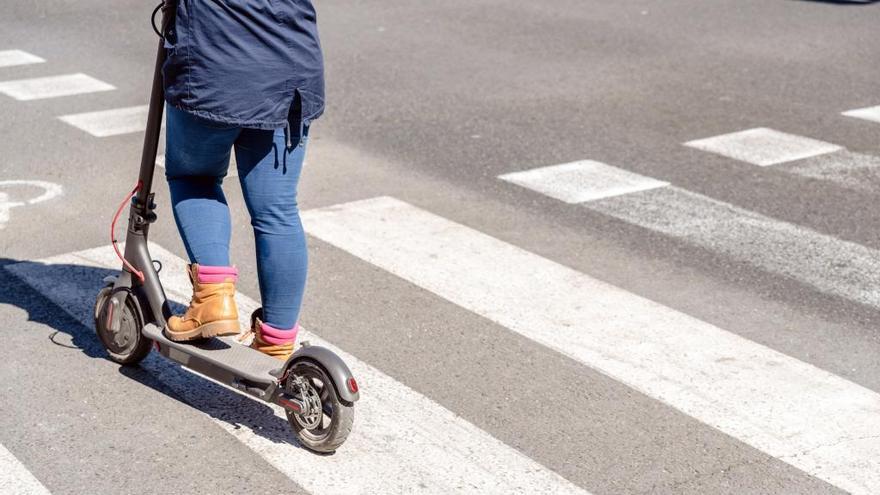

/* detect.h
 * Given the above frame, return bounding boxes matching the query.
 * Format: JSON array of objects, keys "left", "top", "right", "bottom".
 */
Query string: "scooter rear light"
[{"left": 347, "top": 377, "right": 359, "bottom": 394}]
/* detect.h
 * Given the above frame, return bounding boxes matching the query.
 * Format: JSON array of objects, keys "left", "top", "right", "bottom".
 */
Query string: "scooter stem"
[
  {"left": 113, "top": 0, "right": 176, "bottom": 327},
  {"left": 136, "top": 0, "right": 174, "bottom": 207}
]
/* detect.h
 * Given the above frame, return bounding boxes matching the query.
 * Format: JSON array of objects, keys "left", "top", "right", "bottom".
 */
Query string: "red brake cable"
[{"left": 111, "top": 180, "right": 146, "bottom": 283}]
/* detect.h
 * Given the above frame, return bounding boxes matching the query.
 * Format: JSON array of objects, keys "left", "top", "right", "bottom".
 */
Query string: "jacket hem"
[{"left": 165, "top": 98, "right": 324, "bottom": 130}]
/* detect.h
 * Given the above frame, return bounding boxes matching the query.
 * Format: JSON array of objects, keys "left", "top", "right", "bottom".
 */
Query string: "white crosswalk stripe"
[
  {"left": 0, "top": 50, "right": 45, "bottom": 68},
  {"left": 501, "top": 162, "right": 880, "bottom": 309},
  {"left": 303, "top": 196, "right": 880, "bottom": 495},
  {"left": 0, "top": 73, "right": 114, "bottom": 101},
  {"left": 5, "top": 243, "right": 586, "bottom": 495},
  {"left": 785, "top": 150, "right": 880, "bottom": 193},
  {"left": 498, "top": 160, "right": 669, "bottom": 203},
  {"left": 58, "top": 105, "right": 153, "bottom": 137},
  {"left": 684, "top": 127, "right": 842, "bottom": 166},
  {"left": 0, "top": 443, "right": 51, "bottom": 495},
  {"left": 842, "top": 105, "right": 880, "bottom": 124},
  {"left": 587, "top": 187, "right": 880, "bottom": 310},
  {"left": 682, "top": 126, "right": 880, "bottom": 191}
]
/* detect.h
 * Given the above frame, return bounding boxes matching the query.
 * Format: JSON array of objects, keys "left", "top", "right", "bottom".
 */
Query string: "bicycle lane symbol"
[{"left": 0, "top": 180, "right": 64, "bottom": 229}]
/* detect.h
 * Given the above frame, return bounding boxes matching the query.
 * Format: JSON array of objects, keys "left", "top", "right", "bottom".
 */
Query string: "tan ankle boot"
[
  {"left": 239, "top": 309, "right": 298, "bottom": 360},
  {"left": 166, "top": 264, "right": 240, "bottom": 341}
]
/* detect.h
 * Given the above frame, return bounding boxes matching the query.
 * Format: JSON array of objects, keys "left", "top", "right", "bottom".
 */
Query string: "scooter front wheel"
[
  {"left": 285, "top": 360, "right": 355, "bottom": 453},
  {"left": 94, "top": 285, "right": 152, "bottom": 365}
]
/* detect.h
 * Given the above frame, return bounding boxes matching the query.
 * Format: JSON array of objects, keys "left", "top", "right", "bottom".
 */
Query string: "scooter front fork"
[{"left": 107, "top": 192, "right": 168, "bottom": 331}]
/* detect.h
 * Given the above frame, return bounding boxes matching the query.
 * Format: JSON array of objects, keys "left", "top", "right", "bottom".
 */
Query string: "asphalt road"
[{"left": 1, "top": 1, "right": 879, "bottom": 494}]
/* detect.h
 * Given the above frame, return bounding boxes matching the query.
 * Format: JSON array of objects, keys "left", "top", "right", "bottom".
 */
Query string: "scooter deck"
[{"left": 143, "top": 323, "right": 281, "bottom": 386}]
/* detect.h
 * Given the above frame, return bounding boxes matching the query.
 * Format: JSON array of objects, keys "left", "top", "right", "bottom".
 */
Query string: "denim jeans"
[{"left": 164, "top": 105, "right": 308, "bottom": 330}]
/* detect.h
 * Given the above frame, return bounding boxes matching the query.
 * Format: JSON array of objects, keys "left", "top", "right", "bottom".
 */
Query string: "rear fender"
[{"left": 273, "top": 344, "right": 360, "bottom": 403}]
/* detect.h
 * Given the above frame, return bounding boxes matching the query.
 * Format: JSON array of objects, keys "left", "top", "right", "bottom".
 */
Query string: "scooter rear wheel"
[
  {"left": 94, "top": 285, "right": 152, "bottom": 365},
  {"left": 285, "top": 360, "right": 355, "bottom": 453}
]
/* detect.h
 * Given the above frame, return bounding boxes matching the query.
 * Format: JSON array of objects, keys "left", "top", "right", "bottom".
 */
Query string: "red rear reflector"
[
  {"left": 279, "top": 398, "right": 301, "bottom": 412},
  {"left": 347, "top": 377, "right": 359, "bottom": 394}
]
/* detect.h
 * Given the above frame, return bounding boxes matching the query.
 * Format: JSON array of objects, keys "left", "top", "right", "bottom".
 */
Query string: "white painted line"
[
  {"left": 0, "top": 180, "right": 63, "bottom": 230},
  {"left": 0, "top": 73, "right": 114, "bottom": 101},
  {"left": 0, "top": 443, "right": 51, "bottom": 495},
  {"left": 586, "top": 186, "right": 880, "bottom": 310},
  {"left": 0, "top": 192, "right": 17, "bottom": 228},
  {"left": 5, "top": 243, "right": 586, "bottom": 495},
  {"left": 786, "top": 150, "right": 880, "bottom": 193},
  {"left": 58, "top": 105, "right": 151, "bottom": 137},
  {"left": 0, "top": 50, "right": 45, "bottom": 68},
  {"left": 499, "top": 160, "right": 669, "bottom": 203},
  {"left": 842, "top": 105, "right": 880, "bottom": 124},
  {"left": 684, "top": 128, "right": 842, "bottom": 166},
  {"left": 302, "top": 196, "right": 880, "bottom": 495}
]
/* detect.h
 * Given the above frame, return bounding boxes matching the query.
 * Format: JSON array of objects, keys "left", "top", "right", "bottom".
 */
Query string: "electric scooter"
[{"left": 93, "top": 1, "right": 358, "bottom": 453}]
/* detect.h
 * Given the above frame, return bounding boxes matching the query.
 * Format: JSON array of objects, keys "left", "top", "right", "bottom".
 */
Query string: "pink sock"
[
  {"left": 197, "top": 265, "right": 238, "bottom": 284},
  {"left": 259, "top": 321, "right": 299, "bottom": 345}
]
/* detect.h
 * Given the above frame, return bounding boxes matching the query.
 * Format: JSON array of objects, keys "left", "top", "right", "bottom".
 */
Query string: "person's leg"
[
  {"left": 164, "top": 105, "right": 243, "bottom": 340},
  {"left": 234, "top": 125, "right": 309, "bottom": 356},
  {"left": 164, "top": 105, "right": 240, "bottom": 266}
]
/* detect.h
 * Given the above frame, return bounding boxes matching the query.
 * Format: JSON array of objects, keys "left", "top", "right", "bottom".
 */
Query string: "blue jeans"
[{"left": 164, "top": 105, "right": 308, "bottom": 330}]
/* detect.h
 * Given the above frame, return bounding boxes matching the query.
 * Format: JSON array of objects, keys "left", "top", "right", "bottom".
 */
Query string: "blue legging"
[{"left": 164, "top": 105, "right": 307, "bottom": 330}]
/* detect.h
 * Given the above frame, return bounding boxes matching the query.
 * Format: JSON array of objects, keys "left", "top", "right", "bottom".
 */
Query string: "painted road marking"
[
  {"left": 498, "top": 160, "right": 880, "bottom": 308},
  {"left": 58, "top": 105, "right": 153, "bottom": 137},
  {"left": 0, "top": 73, "right": 114, "bottom": 101},
  {"left": 585, "top": 185, "right": 880, "bottom": 309},
  {"left": 0, "top": 180, "right": 63, "bottom": 229},
  {"left": 303, "top": 196, "right": 880, "bottom": 495},
  {"left": 498, "top": 160, "right": 669, "bottom": 203},
  {"left": 0, "top": 443, "right": 51, "bottom": 495},
  {"left": 0, "top": 50, "right": 45, "bottom": 68},
  {"left": 5, "top": 243, "right": 586, "bottom": 495},
  {"left": 842, "top": 105, "right": 880, "bottom": 124},
  {"left": 785, "top": 150, "right": 880, "bottom": 193},
  {"left": 684, "top": 128, "right": 842, "bottom": 166}
]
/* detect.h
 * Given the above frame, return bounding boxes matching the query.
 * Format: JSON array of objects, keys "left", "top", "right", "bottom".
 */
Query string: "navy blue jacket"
[{"left": 163, "top": 0, "right": 324, "bottom": 137}]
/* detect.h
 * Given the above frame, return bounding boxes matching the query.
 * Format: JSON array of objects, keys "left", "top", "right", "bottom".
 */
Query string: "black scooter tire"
[
  {"left": 286, "top": 360, "right": 355, "bottom": 453},
  {"left": 94, "top": 285, "right": 152, "bottom": 365}
]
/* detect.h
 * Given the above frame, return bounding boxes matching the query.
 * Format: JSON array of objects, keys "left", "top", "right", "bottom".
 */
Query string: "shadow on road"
[{"left": 0, "top": 258, "right": 313, "bottom": 452}]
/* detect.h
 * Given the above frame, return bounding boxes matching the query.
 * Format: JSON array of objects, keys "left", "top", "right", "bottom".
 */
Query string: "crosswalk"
[
  {"left": 0, "top": 49, "right": 45, "bottom": 68},
  {"left": 682, "top": 126, "right": 880, "bottom": 191},
  {"left": 683, "top": 127, "right": 843, "bottom": 167},
  {"left": 843, "top": 105, "right": 880, "bottom": 124},
  {"left": 3, "top": 46, "right": 880, "bottom": 493},
  {"left": 303, "top": 196, "right": 880, "bottom": 494},
  {"left": 58, "top": 105, "right": 152, "bottom": 137},
  {"left": 0, "top": 443, "right": 51, "bottom": 495},
  {"left": 501, "top": 160, "right": 880, "bottom": 309},
  {"left": 5, "top": 194, "right": 880, "bottom": 493},
  {"left": 0, "top": 73, "right": 114, "bottom": 101},
  {"left": 784, "top": 150, "right": 880, "bottom": 193},
  {"left": 498, "top": 160, "right": 669, "bottom": 203},
  {"left": 6, "top": 243, "right": 586, "bottom": 495}
]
